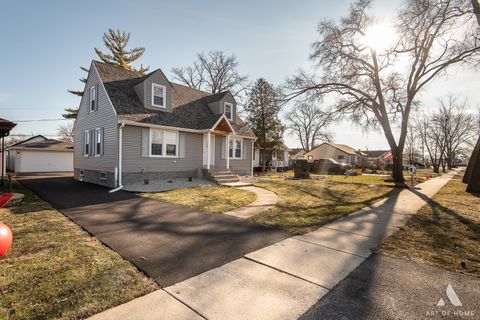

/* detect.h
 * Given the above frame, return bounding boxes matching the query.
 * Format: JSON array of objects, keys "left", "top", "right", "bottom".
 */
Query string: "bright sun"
[{"left": 361, "top": 23, "right": 397, "bottom": 52}]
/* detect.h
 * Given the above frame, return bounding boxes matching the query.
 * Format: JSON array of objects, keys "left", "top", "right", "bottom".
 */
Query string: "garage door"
[{"left": 17, "top": 150, "right": 73, "bottom": 173}]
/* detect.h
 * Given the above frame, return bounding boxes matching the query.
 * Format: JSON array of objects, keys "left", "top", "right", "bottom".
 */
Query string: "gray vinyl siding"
[
  {"left": 214, "top": 136, "right": 253, "bottom": 175},
  {"left": 121, "top": 125, "right": 203, "bottom": 173},
  {"left": 73, "top": 63, "right": 118, "bottom": 174},
  {"left": 135, "top": 69, "right": 173, "bottom": 112}
]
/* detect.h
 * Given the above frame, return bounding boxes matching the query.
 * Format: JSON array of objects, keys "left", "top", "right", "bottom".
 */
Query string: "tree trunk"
[
  {"left": 472, "top": 0, "right": 480, "bottom": 26},
  {"left": 466, "top": 145, "right": 480, "bottom": 193},
  {"left": 391, "top": 149, "right": 406, "bottom": 186},
  {"left": 463, "top": 136, "right": 480, "bottom": 183}
]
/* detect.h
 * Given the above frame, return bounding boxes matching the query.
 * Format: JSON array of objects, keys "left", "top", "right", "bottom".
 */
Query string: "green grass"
[
  {"left": 255, "top": 169, "right": 444, "bottom": 186},
  {"left": 250, "top": 179, "right": 395, "bottom": 234},
  {"left": 380, "top": 175, "right": 480, "bottom": 276},
  {"left": 321, "top": 174, "right": 395, "bottom": 186},
  {"left": 0, "top": 182, "right": 158, "bottom": 320},
  {"left": 141, "top": 186, "right": 256, "bottom": 213}
]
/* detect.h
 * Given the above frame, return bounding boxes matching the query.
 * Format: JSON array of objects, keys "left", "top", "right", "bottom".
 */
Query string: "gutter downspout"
[{"left": 109, "top": 122, "right": 125, "bottom": 193}]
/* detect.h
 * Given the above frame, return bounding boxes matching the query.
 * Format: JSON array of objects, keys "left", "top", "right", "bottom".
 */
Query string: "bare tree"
[
  {"left": 286, "top": 102, "right": 334, "bottom": 151},
  {"left": 436, "top": 96, "right": 477, "bottom": 169},
  {"left": 404, "top": 124, "right": 419, "bottom": 165},
  {"left": 415, "top": 115, "right": 446, "bottom": 173},
  {"left": 473, "top": 0, "right": 480, "bottom": 25},
  {"left": 464, "top": 0, "right": 480, "bottom": 192},
  {"left": 57, "top": 122, "right": 74, "bottom": 144},
  {"left": 286, "top": 0, "right": 480, "bottom": 186},
  {"left": 172, "top": 50, "right": 248, "bottom": 97}
]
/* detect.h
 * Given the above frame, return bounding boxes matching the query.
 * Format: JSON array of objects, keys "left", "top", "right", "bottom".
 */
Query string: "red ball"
[{"left": 0, "top": 222, "right": 13, "bottom": 257}]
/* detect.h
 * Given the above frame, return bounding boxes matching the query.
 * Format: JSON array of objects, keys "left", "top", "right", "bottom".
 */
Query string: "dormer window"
[
  {"left": 224, "top": 102, "right": 233, "bottom": 121},
  {"left": 89, "top": 86, "right": 97, "bottom": 112},
  {"left": 152, "top": 83, "right": 166, "bottom": 108}
]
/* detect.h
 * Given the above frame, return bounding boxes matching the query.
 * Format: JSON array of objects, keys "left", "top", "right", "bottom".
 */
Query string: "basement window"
[{"left": 100, "top": 172, "right": 107, "bottom": 180}]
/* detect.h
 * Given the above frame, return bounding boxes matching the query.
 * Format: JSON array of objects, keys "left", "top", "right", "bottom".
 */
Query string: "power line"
[
  {"left": 13, "top": 118, "right": 71, "bottom": 123},
  {"left": 8, "top": 134, "right": 60, "bottom": 137}
]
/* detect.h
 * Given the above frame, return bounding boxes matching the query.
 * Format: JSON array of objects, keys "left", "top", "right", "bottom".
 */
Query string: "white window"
[
  {"left": 84, "top": 130, "right": 91, "bottom": 156},
  {"left": 94, "top": 128, "right": 103, "bottom": 156},
  {"left": 151, "top": 129, "right": 163, "bottom": 156},
  {"left": 224, "top": 102, "right": 233, "bottom": 121},
  {"left": 89, "top": 86, "right": 96, "bottom": 112},
  {"left": 152, "top": 83, "right": 166, "bottom": 108},
  {"left": 164, "top": 131, "right": 177, "bottom": 156},
  {"left": 229, "top": 138, "right": 242, "bottom": 159},
  {"left": 150, "top": 129, "right": 178, "bottom": 157}
]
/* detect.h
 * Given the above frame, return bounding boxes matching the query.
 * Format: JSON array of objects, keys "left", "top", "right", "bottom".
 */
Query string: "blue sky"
[{"left": 1, "top": 0, "right": 478, "bottom": 149}]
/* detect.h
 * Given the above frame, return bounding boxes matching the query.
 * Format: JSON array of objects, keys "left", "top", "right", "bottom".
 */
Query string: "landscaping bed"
[
  {"left": 0, "top": 182, "right": 158, "bottom": 320},
  {"left": 251, "top": 179, "right": 395, "bottom": 234},
  {"left": 380, "top": 175, "right": 480, "bottom": 276},
  {"left": 141, "top": 186, "right": 256, "bottom": 213}
]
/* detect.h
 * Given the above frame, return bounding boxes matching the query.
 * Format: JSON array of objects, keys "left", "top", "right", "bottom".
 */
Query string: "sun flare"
[{"left": 361, "top": 23, "right": 397, "bottom": 52}]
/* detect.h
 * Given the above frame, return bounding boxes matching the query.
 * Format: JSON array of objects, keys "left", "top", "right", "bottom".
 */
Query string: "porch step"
[
  {"left": 211, "top": 174, "right": 238, "bottom": 179},
  {"left": 215, "top": 178, "right": 240, "bottom": 184},
  {"left": 210, "top": 171, "right": 232, "bottom": 175},
  {"left": 207, "top": 169, "right": 240, "bottom": 184}
]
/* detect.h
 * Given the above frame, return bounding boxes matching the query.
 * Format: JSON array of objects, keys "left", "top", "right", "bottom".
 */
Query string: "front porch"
[{"left": 202, "top": 117, "right": 253, "bottom": 185}]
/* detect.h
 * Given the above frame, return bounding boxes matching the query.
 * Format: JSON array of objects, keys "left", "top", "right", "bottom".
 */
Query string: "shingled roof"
[
  {"left": 329, "top": 143, "right": 367, "bottom": 156},
  {"left": 93, "top": 61, "right": 255, "bottom": 137},
  {"left": 9, "top": 139, "right": 73, "bottom": 151},
  {"left": 363, "top": 150, "right": 390, "bottom": 158}
]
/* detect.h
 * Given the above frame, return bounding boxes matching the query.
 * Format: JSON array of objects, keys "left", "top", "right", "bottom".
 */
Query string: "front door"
[{"left": 202, "top": 134, "right": 215, "bottom": 167}]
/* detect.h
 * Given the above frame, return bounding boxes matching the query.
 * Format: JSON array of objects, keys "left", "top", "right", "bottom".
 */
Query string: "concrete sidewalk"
[
  {"left": 90, "top": 172, "right": 456, "bottom": 320},
  {"left": 223, "top": 186, "right": 278, "bottom": 219}
]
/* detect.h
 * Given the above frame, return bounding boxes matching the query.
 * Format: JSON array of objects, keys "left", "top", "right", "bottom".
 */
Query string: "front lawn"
[
  {"left": 254, "top": 169, "right": 443, "bottom": 186},
  {"left": 251, "top": 179, "right": 395, "bottom": 234},
  {"left": 380, "top": 176, "right": 480, "bottom": 276},
  {"left": 0, "top": 182, "right": 158, "bottom": 320},
  {"left": 141, "top": 186, "right": 256, "bottom": 213}
]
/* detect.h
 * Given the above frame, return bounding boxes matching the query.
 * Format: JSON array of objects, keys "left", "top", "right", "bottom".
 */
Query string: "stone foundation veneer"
[
  {"left": 122, "top": 170, "right": 198, "bottom": 185},
  {"left": 74, "top": 168, "right": 116, "bottom": 188}
]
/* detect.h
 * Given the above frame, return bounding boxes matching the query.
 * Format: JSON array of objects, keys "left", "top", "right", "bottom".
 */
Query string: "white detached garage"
[{"left": 7, "top": 136, "right": 73, "bottom": 173}]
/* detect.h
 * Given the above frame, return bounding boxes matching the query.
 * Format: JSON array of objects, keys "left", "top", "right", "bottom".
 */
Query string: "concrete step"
[
  {"left": 212, "top": 174, "right": 238, "bottom": 179},
  {"left": 210, "top": 171, "right": 233, "bottom": 175},
  {"left": 215, "top": 178, "right": 240, "bottom": 183}
]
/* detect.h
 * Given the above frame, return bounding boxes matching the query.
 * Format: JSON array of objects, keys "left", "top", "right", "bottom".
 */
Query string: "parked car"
[{"left": 310, "top": 158, "right": 350, "bottom": 175}]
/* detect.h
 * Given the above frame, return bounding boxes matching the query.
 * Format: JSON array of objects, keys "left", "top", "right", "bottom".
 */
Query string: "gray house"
[{"left": 73, "top": 61, "right": 256, "bottom": 189}]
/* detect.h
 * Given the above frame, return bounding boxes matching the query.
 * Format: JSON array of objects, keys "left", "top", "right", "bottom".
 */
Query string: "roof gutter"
[
  {"left": 121, "top": 120, "right": 209, "bottom": 134},
  {"left": 109, "top": 121, "right": 125, "bottom": 193},
  {"left": 120, "top": 118, "right": 257, "bottom": 140}
]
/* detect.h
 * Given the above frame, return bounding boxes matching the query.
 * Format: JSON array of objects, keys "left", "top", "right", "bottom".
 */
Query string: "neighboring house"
[
  {"left": 363, "top": 150, "right": 392, "bottom": 170},
  {"left": 73, "top": 61, "right": 256, "bottom": 188},
  {"left": 7, "top": 136, "right": 73, "bottom": 173},
  {"left": 253, "top": 144, "right": 290, "bottom": 171},
  {"left": 304, "top": 142, "right": 366, "bottom": 167},
  {"left": 289, "top": 148, "right": 306, "bottom": 160}
]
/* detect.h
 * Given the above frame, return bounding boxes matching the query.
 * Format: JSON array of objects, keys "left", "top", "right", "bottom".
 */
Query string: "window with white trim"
[
  {"left": 224, "top": 102, "right": 233, "bottom": 121},
  {"left": 228, "top": 138, "right": 242, "bottom": 159},
  {"left": 89, "top": 86, "right": 96, "bottom": 112},
  {"left": 84, "top": 130, "right": 91, "bottom": 156},
  {"left": 94, "top": 128, "right": 103, "bottom": 156},
  {"left": 152, "top": 83, "right": 166, "bottom": 108},
  {"left": 150, "top": 129, "right": 178, "bottom": 157}
]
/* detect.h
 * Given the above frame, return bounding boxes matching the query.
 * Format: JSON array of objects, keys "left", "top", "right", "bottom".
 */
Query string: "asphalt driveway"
[{"left": 17, "top": 174, "right": 289, "bottom": 287}]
